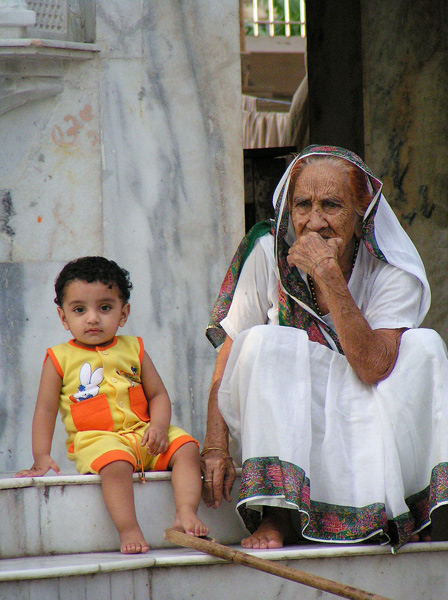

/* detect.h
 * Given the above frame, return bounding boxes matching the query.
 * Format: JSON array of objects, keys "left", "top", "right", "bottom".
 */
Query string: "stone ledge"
[
  {"left": 0, "top": 471, "right": 247, "bottom": 558},
  {"left": 0, "top": 468, "right": 243, "bottom": 489},
  {"left": 0, "top": 471, "right": 173, "bottom": 490},
  {"left": 0, "top": 38, "right": 100, "bottom": 59},
  {"left": 1, "top": 541, "right": 448, "bottom": 582}
]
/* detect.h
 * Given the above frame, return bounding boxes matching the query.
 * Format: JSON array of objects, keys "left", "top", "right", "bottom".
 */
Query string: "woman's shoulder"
[
  {"left": 361, "top": 245, "right": 421, "bottom": 285},
  {"left": 238, "top": 232, "right": 276, "bottom": 282},
  {"left": 258, "top": 230, "right": 274, "bottom": 249},
  {"left": 253, "top": 232, "right": 275, "bottom": 265},
  {"left": 358, "top": 245, "right": 425, "bottom": 324}
]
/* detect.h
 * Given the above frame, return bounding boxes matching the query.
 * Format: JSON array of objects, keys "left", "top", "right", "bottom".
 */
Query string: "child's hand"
[
  {"left": 142, "top": 422, "right": 169, "bottom": 456},
  {"left": 15, "top": 456, "right": 61, "bottom": 478}
]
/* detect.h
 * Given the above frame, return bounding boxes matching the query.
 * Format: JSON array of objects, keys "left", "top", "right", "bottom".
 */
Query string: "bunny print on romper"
[{"left": 72, "top": 363, "right": 104, "bottom": 401}]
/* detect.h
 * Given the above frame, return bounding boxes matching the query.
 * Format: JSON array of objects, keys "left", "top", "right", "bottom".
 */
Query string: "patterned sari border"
[{"left": 237, "top": 457, "right": 448, "bottom": 549}]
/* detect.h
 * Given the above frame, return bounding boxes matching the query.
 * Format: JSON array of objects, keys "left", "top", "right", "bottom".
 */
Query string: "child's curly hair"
[{"left": 54, "top": 256, "right": 133, "bottom": 307}]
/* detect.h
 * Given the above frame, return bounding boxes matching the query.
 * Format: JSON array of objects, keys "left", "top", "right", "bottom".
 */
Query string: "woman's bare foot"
[
  {"left": 410, "top": 527, "right": 431, "bottom": 543},
  {"left": 241, "top": 507, "right": 293, "bottom": 549},
  {"left": 120, "top": 526, "right": 150, "bottom": 554},
  {"left": 409, "top": 506, "right": 448, "bottom": 543},
  {"left": 173, "top": 508, "right": 209, "bottom": 537}
]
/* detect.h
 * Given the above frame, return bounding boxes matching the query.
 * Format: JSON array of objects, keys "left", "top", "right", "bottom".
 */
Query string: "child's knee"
[
  {"left": 99, "top": 459, "right": 135, "bottom": 478},
  {"left": 168, "top": 441, "right": 200, "bottom": 467}
]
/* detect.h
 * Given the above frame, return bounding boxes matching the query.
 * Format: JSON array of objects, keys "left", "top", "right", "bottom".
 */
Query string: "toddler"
[{"left": 16, "top": 256, "right": 208, "bottom": 553}]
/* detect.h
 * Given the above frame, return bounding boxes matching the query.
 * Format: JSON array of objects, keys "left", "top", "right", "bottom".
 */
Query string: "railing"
[{"left": 243, "top": 0, "right": 306, "bottom": 38}]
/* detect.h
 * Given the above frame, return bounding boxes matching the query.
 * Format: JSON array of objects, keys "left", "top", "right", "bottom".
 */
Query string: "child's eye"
[
  {"left": 74, "top": 307, "right": 85, "bottom": 314},
  {"left": 100, "top": 305, "right": 112, "bottom": 312}
]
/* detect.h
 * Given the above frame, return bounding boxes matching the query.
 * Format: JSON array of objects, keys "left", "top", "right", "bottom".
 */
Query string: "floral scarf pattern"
[{"left": 206, "top": 145, "right": 387, "bottom": 352}]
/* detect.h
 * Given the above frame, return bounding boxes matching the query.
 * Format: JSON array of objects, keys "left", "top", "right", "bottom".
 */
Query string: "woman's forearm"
[
  {"left": 203, "top": 336, "right": 233, "bottom": 450},
  {"left": 203, "top": 380, "right": 230, "bottom": 448},
  {"left": 202, "top": 335, "right": 236, "bottom": 507},
  {"left": 315, "top": 261, "right": 403, "bottom": 384}
]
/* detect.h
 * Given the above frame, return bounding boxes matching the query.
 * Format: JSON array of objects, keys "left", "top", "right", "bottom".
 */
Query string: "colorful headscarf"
[{"left": 206, "top": 145, "right": 430, "bottom": 351}]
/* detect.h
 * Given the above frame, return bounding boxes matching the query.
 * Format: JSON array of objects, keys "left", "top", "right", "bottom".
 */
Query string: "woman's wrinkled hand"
[
  {"left": 287, "top": 233, "right": 341, "bottom": 274},
  {"left": 201, "top": 449, "right": 236, "bottom": 508}
]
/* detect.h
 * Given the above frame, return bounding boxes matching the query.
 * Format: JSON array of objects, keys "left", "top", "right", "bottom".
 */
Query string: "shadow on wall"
[{"left": 0, "top": 262, "right": 25, "bottom": 472}]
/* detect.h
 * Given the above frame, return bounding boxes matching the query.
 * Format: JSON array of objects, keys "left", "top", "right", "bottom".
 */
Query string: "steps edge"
[{"left": 2, "top": 541, "right": 448, "bottom": 582}]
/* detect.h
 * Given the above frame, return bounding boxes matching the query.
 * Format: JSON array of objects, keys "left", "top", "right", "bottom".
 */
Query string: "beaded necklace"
[{"left": 307, "top": 239, "right": 360, "bottom": 317}]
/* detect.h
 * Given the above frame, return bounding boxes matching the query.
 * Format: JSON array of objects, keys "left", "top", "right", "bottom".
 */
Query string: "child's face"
[{"left": 57, "top": 279, "right": 130, "bottom": 347}]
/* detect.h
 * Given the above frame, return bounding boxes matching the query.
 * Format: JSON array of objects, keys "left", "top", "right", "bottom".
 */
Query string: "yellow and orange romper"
[{"left": 46, "top": 335, "right": 198, "bottom": 474}]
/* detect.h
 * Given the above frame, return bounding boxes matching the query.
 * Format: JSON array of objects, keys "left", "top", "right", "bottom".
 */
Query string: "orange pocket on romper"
[
  {"left": 128, "top": 384, "right": 150, "bottom": 421},
  {"left": 70, "top": 394, "right": 114, "bottom": 431}
]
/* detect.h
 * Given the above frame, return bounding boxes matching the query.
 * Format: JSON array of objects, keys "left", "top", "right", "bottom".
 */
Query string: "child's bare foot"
[
  {"left": 119, "top": 526, "right": 150, "bottom": 554},
  {"left": 173, "top": 508, "right": 209, "bottom": 537}
]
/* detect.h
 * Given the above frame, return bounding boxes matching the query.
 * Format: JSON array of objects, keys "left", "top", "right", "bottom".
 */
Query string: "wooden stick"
[{"left": 164, "top": 529, "right": 392, "bottom": 600}]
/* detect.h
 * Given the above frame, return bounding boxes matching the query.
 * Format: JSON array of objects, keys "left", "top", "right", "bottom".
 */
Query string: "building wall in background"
[
  {"left": 0, "top": 0, "right": 244, "bottom": 474},
  {"left": 306, "top": 0, "right": 448, "bottom": 340},
  {"left": 362, "top": 0, "right": 448, "bottom": 340}
]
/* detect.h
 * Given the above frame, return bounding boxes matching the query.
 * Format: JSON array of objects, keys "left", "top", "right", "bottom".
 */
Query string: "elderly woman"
[{"left": 201, "top": 145, "right": 448, "bottom": 552}]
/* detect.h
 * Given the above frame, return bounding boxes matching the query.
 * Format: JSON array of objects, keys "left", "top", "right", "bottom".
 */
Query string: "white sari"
[{"left": 215, "top": 146, "right": 448, "bottom": 549}]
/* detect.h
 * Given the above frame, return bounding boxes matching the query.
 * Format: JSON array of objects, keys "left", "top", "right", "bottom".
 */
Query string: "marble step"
[
  {"left": 3, "top": 472, "right": 448, "bottom": 599},
  {"left": 1, "top": 542, "right": 448, "bottom": 599},
  {"left": 0, "top": 472, "right": 246, "bottom": 559}
]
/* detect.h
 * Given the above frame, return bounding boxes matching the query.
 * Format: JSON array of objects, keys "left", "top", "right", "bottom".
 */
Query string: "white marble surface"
[
  {"left": 0, "top": 472, "right": 247, "bottom": 558},
  {"left": 3, "top": 539, "right": 447, "bottom": 580},
  {"left": 2, "top": 542, "right": 448, "bottom": 599},
  {"left": 2, "top": 468, "right": 448, "bottom": 598},
  {"left": 0, "top": 0, "right": 244, "bottom": 474},
  {"left": 149, "top": 549, "right": 448, "bottom": 600},
  {"left": 97, "top": 1, "right": 244, "bottom": 441},
  {"left": 0, "top": 0, "right": 35, "bottom": 28}
]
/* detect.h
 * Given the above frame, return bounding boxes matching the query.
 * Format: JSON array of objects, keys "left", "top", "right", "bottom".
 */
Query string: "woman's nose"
[{"left": 307, "top": 206, "right": 327, "bottom": 231}]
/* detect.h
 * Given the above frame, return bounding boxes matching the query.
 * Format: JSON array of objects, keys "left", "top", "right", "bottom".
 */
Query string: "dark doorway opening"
[{"left": 244, "top": 146, "right": 295, "bottom": 232}]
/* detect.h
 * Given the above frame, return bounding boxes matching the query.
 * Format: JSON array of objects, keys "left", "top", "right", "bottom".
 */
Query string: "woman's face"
[{"left": 290, "top": 161, "right": 361, "bottom": 260}]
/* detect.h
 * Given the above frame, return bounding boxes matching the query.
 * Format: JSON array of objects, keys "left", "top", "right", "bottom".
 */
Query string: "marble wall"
[
  {"left": 0, "top": 0, "right": 244, "bottom": 473},
  {"left": 362, "top": 0, "right": 448, "bottom": 340}
]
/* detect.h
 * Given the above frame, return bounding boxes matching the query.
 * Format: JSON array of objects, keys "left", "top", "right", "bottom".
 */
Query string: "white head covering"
[{"left": 272, "top": 145, "right": 430, "bottom": 324}]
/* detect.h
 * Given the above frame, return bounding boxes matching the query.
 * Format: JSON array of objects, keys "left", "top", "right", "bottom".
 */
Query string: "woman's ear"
[
  {"left": 119, "top": 303, "right": 130, "bottom": 327},
  {"left": 57, "top": 306, "right": 71, "bottom": 331}
]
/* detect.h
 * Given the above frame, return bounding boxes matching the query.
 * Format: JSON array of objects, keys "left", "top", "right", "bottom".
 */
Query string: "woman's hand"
[
  {"left": 287, "top": 232, "right": 341, "bottom": 276},
  {"left": 201, "top": 448, "right": 236, "bottom": 508},
  {"left": 288, "top": 233, "right": 404, "bottom": 385}
]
